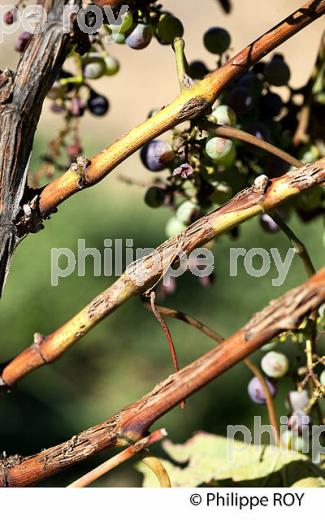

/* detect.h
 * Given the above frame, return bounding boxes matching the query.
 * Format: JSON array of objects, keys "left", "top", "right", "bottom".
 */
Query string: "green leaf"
[
  {"left": 136, "top": 432, "right": 325, "bottom": 487},
  {"left": 292, "top": 477, "right": 325, "bottom": 487}
]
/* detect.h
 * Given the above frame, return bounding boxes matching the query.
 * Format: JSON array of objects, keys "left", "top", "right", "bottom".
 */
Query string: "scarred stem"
[
  {"left": 1, "top": 160, "right": 324, "bottom": 388},
  {"left": 68, "top": 428, "right": 168, "bottom": 488},
  {"left": 1, "top": 269, "right": 324, "bottom": 486}
]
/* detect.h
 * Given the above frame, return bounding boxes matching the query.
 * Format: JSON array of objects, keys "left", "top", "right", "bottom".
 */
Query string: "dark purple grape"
[
  {"left": 203, "top": 27, "right": 231, "bottom": 54},
  {"left": 259, "top": 92, "right": 283, "bottom": 118},
  {"left": 125, "top": 24, "right": 152, "bottom": 50},
  {"left": 253, "top": 62, "right": 266, "bottom": 75},
  {"left": 248, "top": 376, "right": 277, "bottom": 404},
  {"left": 4, "top": 10, "right": 16, "bottom": 25},
  {"left": 264, "top": 55, "right": 291, "bottom": 86},
  {"left": 226, "top": 87, "right": 254, "bottom": 114},
  {"left": 188, "top": 61, "right": 209, "bottom": 80},
  {"left": 140, "top": 140, "right": 175, "bottom": 172},
  {"left": 87, "top": 93, "right": 109, "bottom": 116},
  {"left": 15, "top": 32, "right": 31, "bottom": 53},
  {"left": 238, "top": 72, "right": 263, "bottom": 99},
  {"left": 259, "top": 213, "right": 279, "bottom": 233},
  {"left": 144, "top": 186, "right": 166, "bottom": 208}
]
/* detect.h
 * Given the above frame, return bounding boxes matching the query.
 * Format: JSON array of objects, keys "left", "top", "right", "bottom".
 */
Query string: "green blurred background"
[{"left": 0, "top": 0, "right": 324, "bottom": 486}]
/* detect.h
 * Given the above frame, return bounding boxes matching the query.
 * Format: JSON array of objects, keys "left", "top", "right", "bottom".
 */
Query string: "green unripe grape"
[
  {"left": 106, "top": 11, "right": 134, "bottom": 35},
  {"left": 116, "top": 11, "right": 134, "bottom": 34},
  {"left": 176, "top": 201, "right": 199, "bottom": 225},
  {"left": 203, "top": 27, "right": 231, "bottom": 54},
  {"left": 205, "top": 137, "right": 236, "bottom": 167},
  {"left": 165, "top": 216, "right": 187, "bottom": 238},
  {"left": 210, "top": 104, "right": 237, "bottom": 126},
  {"left": 144, "top": 186, "right": 165, "bottom": 208},
  {"left": 320, "top": 370, "right": 325, "bottom": 387},
  {"left": 288, "top": 390, "right": 309, "bottom": 411},
  {"left": 83, "top": 59, "right": 106, "bottom": 80},
  {"left": 156, "top": 13, "right": 184, "bottom": 44},
  {"left": 105, "top": 56, "right": 120, "bottom": 76},
  {"left": 261, "top": 351, "right": 289, "bottom": 379}
]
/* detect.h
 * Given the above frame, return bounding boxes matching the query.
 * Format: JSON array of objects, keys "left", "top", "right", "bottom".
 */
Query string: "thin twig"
[
  {"left": 143, "top": 302, "right": 280, "bottom": 444},
  {"left": 243, "top": 357, "right": 280, "bottom": 444},
  {"left": 200, "top": 121, "right": 302, "bottom": 169},
  {"left": 146, "top": 292, "right": 184, "bottom": 409},
  {"left": 293, "top": 32, "right": 325, "bottom": 147},
  {"left": 271, "top": 212, "right": 316, "bottom": 277}
]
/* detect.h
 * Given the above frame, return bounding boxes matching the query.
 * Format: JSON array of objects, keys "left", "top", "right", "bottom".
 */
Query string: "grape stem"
[
  {"left": 173, "top": 37, "right": 193, "bottom": 91},
  {"left": 270, "top": 212, "right": 315, "bottom": 277},
  {"left": 1, "top": 270, "right": 324, "bottom": 486},
  {"left": 199, "top": 120, "right": 302, "bottom": 169},
  {"left": 293, "top": 31, "right": 325, "bottom": 148},
  {"left": 68, "top": 428, "right": 168, "bottom": 488},
  {"left": 142, "top": 301, "right": 280, "bottom": 444},
  {"left": 145, "top": 291, "right": 185, "bottom": 409},
  {"left": 1, "top": 159, "right": 324, "bottom": 389},
  {"left": 271, "top": 212, "right": 323, "bottom": 422}
]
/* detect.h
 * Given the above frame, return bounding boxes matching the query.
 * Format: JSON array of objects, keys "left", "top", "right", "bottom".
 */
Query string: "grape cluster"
[
  {"left": 140, "top": 27, "right": 324, "bottom": 244},
  {"left": 5, "top": 1, "right": 184, "bottom": 182},
  {"left": 246, "top": 303, "right": 325, "bottom": 454}
]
